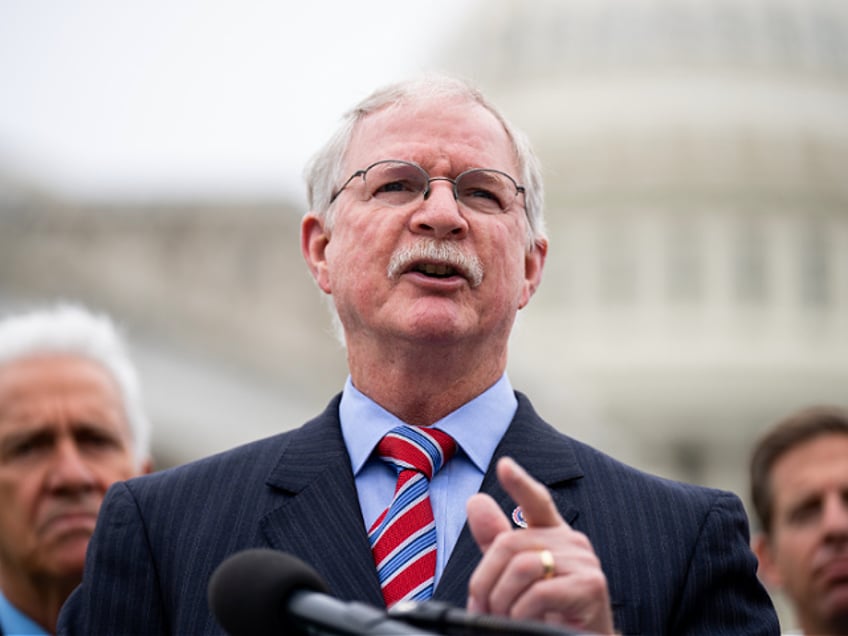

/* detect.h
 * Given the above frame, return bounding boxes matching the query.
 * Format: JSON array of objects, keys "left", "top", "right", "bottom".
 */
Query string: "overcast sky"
[{"left": 0, "top": 0, "right": 474, "bottom": 203}]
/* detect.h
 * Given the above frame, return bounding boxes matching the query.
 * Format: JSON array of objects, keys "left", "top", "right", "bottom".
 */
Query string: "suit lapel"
[
  {"left": 259, "top": 397, "right": 384, "bottom": 606},
  {"left": 435, "top": 392, "right": 584, "bottom": 606}
]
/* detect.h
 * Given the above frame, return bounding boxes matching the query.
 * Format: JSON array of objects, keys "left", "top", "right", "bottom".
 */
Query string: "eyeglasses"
[{"left": 329, "top": 159, "right": 525, "bottom": 215}]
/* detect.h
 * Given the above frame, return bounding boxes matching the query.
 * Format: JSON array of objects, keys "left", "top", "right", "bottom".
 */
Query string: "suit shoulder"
[
  {"left": 564, "top": 433, "right": 749, "bottom": 534},
  {"left": 512, "top": 393, "right": 742, "bottom": 513},
  {"left": 121, "top": 396, "right": 343, "bottom": 497}
]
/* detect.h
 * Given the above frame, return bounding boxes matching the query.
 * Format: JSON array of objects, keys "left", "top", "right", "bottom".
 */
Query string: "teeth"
[{"left": 420, "top": 263, "right": 455, "bottom": 277}]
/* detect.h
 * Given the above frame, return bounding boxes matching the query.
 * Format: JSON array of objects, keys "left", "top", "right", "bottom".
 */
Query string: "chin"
[
  {"left": 46, "top": 539, "right": 90, "bottom": 575},
  {"left": 40, "top": 557, "right": 86, "bottom": 585},
  {"left": 405, "top": 310, "right": 471, "bottom": 337},
  {"left": 406, "top": 326, "right": 468, "bottom": 346},
  {"left": 823, "top": 587, "right": 848, "bottom": 627}
]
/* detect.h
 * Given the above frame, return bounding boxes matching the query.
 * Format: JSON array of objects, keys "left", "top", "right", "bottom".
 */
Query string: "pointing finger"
[
  {"left": 496, "top": 457, "right": 563, "bottom": 528},
  {"left": 466, "top": 492, "right": 512, "bottom": 552}
]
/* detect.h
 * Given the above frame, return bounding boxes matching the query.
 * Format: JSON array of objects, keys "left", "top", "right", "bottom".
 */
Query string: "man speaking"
[{"left": 59, "top": 74, "right": 777, "bottom": 635}]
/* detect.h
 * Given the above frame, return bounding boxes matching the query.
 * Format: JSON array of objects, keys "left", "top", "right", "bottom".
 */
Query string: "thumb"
[{"left": 466, "top": 492, "right": 512, "bottom": 553}]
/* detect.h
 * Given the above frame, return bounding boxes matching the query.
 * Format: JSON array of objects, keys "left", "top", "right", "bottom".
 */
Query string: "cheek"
[
  {"left": 71, "top": 446, "right": 138, "bottom": 489},
  {"left": 0, "top": 478, "right": 44, "bottom": 535},
  {"left": 326, "top": 222, "right": 394, "bottom": 285},
  {"left": 488, "top": 220, "right": 528, "bottom": 264},
  {"left": 773, "top": 531, "right": 815, "bottom": 570},
  {"left": 325, "top": 241, "right": 367, "bottom": 298},
  {"left": 97, "top": 454, "right": 141, "bottom": 484},
  {"left": 0, "top": 473, "right": 34, "bottom": 503},
  {"left": 0, "top": 484, "right": 21, "bottom": 528},
  {"left": 487, "top": 240, "right": 531, "bottom": 295}
]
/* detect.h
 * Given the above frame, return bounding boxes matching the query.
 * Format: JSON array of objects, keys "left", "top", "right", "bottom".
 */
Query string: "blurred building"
[
  {"left": 437, "top": 2, "right": 848, "bottom": 626},
  {"left": 0, "top": 178, "right": 348, "bottom": 467},
  {"left": 436, "top": 0, "right": 848, "bottom": 490}
]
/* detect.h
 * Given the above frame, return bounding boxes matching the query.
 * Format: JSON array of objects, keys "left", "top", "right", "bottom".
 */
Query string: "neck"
[
  {"left": 1, "top": 570, "right": 79, "bottom": 634},
  {"left": 347, "top": 338, "right": 507, "bottom": 425}
]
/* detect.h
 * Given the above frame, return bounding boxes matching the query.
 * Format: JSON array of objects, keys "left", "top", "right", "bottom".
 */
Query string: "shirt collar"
[
  {"left": 340, "top": 374, "right": 517, "bottom": 475},
  {"left": 0, "top": 589, "right": 48, "bottom": 635}
]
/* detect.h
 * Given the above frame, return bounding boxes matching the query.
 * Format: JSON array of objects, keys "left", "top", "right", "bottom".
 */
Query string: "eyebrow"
[
  {"left": 0, "top": 420, "right": 123, "bottom": 448},
  {"left": 0, "top": 427, "right": 54, "bottom": 455}
]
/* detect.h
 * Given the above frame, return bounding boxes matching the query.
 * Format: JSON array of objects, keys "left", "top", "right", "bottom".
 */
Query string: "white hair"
[{"left": 0, "top": 303, "right": 151, "bottom": 468}]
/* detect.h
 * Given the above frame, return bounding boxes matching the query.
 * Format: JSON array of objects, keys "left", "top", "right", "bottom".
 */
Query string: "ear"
[
  {"left": 301, "top": 213, "right": 332, "bottom": 294},
  {"left": 752, "top": 532, "right": 784, "bottom": 588},
  {"left": 518, "top": 237, "right": 547, "bottom": 310},
  {"left": 141, "top": 457, "right": 154, "bottom": 476}
]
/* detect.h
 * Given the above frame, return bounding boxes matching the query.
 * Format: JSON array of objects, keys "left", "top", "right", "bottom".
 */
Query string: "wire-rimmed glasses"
[{"left": 329, "top": 159, "right": 525, "bottom": 215}]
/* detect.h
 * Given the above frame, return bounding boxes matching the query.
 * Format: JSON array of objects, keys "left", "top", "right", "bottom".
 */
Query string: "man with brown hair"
[{"left": 751, "top": 405, "right": 848, "bottom": 635}]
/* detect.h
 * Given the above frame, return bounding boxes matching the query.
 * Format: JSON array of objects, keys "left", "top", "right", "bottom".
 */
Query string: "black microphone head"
[{"left": 208, "top": 548, "right": 329, "bottom": 636}]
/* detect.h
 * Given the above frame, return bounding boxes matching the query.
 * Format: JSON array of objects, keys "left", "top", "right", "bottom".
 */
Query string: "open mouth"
[
  {"left": 412, "top": 262, "right": 461, "bottom": 279},
  {"left": 388, "top": 240, "right": 484, "bottom": 288}
]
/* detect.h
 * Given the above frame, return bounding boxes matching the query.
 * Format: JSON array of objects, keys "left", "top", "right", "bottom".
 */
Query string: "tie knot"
[{"left": 376, "top": 425, "right": 456, "bottom": 481}]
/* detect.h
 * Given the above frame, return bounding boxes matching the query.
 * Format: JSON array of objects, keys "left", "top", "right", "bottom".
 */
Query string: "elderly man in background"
[
  {"left": 751, "top": 405, "right": 848, "bottom": 636},
  {"left": 0, "top": 304, "right": 151, "bottom": 635}
]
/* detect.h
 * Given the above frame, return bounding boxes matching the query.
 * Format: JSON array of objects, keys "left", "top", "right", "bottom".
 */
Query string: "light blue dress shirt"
[
  {"left": 340, "top": 373, "right": 517, "bottom": 586},
  {"left": 0, "top": 590, "right": 48, "bottom": 635}
]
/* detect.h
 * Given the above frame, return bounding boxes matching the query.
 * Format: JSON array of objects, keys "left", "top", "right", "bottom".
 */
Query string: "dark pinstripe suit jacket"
[{"left": 58, "top": 393, "right": 778, "bottom": 635}]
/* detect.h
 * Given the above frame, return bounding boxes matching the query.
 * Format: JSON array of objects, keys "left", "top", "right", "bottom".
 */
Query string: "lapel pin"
[{"left": 511, "top": 506, "right": 528, "bottom": 528}]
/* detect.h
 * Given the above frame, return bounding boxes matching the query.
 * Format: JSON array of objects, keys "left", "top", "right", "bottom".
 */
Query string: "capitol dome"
[{"left": 440, "top": 0, "right": 848, "bottom": 490}]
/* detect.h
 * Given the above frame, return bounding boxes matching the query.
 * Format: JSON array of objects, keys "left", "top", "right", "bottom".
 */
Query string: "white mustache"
[{"left": 387, "top": 240, "right": 484, "bottom": 288}]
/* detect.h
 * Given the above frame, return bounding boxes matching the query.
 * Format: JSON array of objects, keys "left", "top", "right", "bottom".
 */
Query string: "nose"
[
  {"left": 46, "top": 438, "right": 98, "bottom": 495},
  {"left": 409, "top": 180, "right": 469, "bottom": 240}
]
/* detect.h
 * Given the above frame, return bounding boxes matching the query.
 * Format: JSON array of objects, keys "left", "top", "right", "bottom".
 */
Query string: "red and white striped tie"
[{"left": 368, "top": 425, "right": 457, "bottom": 608}]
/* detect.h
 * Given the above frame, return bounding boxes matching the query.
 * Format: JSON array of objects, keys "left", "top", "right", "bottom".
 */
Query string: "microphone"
[
  {"left": 209, "top": 548, "right": 586, "bottom": 636},
  {"left": 207, "top": 548, "right": 435, "bottom": 635},
  {"left": 389, "top": 599, "right": 586, "bottom": 635}
]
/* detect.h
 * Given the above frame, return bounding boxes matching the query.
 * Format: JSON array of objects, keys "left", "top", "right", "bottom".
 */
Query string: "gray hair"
[
  {"left": 303, "top": 73, "right": 547, "bottom": 249},
  {"left": 0, "top": 303, "right": 151, "bottom": 468}
]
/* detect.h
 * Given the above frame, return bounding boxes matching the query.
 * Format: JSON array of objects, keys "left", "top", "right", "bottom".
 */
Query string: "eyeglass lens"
[{"left": 361, "top": 161, "right": 518, "bottom": 214}]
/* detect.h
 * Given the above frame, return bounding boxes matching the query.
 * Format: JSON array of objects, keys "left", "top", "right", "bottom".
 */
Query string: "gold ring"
[{"left": 539, "top": 549, "right": 555, "bottom": 580}]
